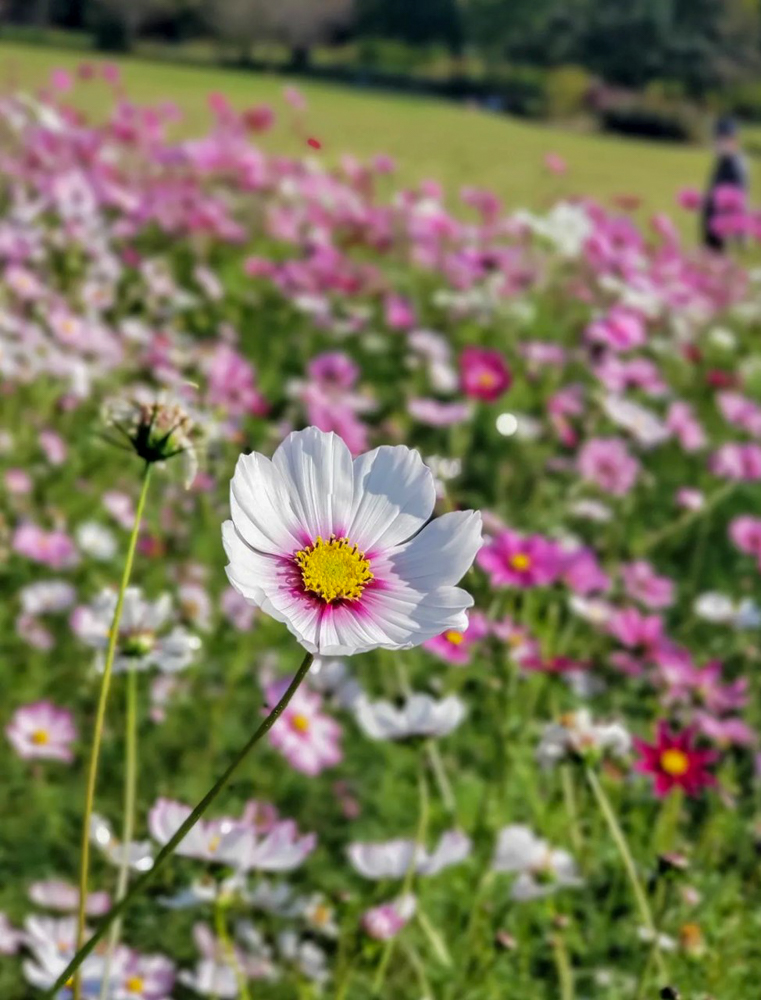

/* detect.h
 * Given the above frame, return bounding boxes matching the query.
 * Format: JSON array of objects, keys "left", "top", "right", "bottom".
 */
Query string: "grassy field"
[{"left": 0, "top": 38, "right": 734, "bottom": 227}]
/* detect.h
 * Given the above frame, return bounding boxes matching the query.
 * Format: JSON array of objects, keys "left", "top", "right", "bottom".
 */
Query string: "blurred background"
[{"left": 2, "top": 0, "right": 761, "bottom": 223}]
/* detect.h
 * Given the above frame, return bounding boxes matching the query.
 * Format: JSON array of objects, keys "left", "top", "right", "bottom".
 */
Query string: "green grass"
[{"left": 0, "top": 38, "right": 734, "bottom": 225}]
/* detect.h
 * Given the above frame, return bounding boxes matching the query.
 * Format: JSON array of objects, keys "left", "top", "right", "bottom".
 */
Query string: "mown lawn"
[{"left": 0, "top": 38, "right": 731, "bottom": 229}]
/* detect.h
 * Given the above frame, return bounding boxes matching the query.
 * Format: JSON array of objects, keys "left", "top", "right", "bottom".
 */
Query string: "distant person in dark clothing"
[{"left": 702, "top": 116, "right": 749, "bottom": 251}]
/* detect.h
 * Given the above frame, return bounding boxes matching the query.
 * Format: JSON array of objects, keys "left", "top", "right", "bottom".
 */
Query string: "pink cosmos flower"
[
  {"left": 408, "top": 398, "right": 471, "bottom": 426},
  {"left": 586, "top": 307, "right": 646, "bottom": 352},
  {"left": 206, "top": 343, "right": 268, "bottom": 418},
  {"left": 5, "top": 468, "right": 32, "bottom": 495},
  {"left": 384, "top": 294, "right": 416, "bottom": 330},
  {"left": 362, "top": 895, "right": 416, "bottom": 940},
  {"left": 678, "top": 187, "right": 702, "bottom": 211},
  {"left": 634, "top": 723, "right": 717, "bottom": 798},
  {"left": 710, "top": 443, "right": 761, "bottom": 481},
  {"left": 676, "top": 488, "right": 704, "bottom": 511},
  {"left": 103, "top": 491, "right": 135, "bottom": 529},
  {"left": 423, "top": 611, "right": 490, "bottom": 665},
  {"left": 39, "top": 430, "right": 67, "bottom": 466},
  {"left": 621, "top": 561, "right": 675, "bottom": 609},
  {"left": 265, "top": 680, "right": 342, "bottom": 776},
  {"left": 607, "top": 607, "right": 664, "bottom": 653},
  {"left": 0, "top": 913, "right": 21, "bottom": 955},
  {"left": 563, "top": 548, "right": 610, "bottom": 595},
  {"left": 6, "top": 702, "right": 77, "bottom": 762},
  {"left": 478, "top": 530, "right": 563, "bottom": 589},
  {"left": 28, "top": 880, "right": 110, "bottom": 916},
  {"left": 13, "top": 525, "right": 79, "bottom": 570},
  {"left": 220, "top": 587, "right": 257, "bottom": 631},
  {"left": 544, "top": 153, "right": 567, "bottom": 175},
  {"left": 717, "top": 392, "right": 761, "bottom": 436},
  {"left": 308, "top": 352, "right": 359, "bottom": 390},
  {"left": 577, "top": 438, "right": 639, "bottom": 495},
  {"left": 729, "top": 516, "right": 761, "bottom": 563},
  {"left": 693, "top": 713, "right": 756, "bottom": 748},
  {"left": 459, "top": 346, "right": 512, "bottom": 402},
  {"left": 666, "top": 402, "right": 705, "bottom": 452}
]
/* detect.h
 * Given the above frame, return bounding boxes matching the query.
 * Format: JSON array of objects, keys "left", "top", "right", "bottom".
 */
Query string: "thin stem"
[
  {"left": 561, "top": 764, "right": 584, "bottom": 859},
  {"left": 425, "top": 739, "right": 456, "bottom": 816},
  {"left": 585, "top": 767, "right": 669, "bottom": 984},
  {"left": 47, "top": 650, "right": 315, "bottom": 998},
  {"left": 73, "top": 463, "right": 152, "bottom": 1000},
  {"left": 215, "top": 893, "right": 251, "bottom": 1000},
  {"left": 551, "top": 932, "right": 574, "bottom": 1000},
  {"left": 99, "top": 667, "right": 140, "bottom": 1000},
  {"left": 372, "top": 768, "right": 430, "bottom": 995}
]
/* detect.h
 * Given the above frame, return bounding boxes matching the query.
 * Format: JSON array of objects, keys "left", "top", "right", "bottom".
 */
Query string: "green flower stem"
[
  {"left": 585, "top": 767, "right": 669, "bottom": 984},
  {"left": 561, "top": 764, "right": 584, "bottom": 860},
  {"left": 98, "top": 667, "right": 140, "bottom": 1000},
  {"left": 551, "top": 930, "right": 574, "bottom": 1000},
  {"left": 215, "top": 893, "right": 251, "bottom": 1000},
  {"left": 47, "top": 649, "right": 315, "bottom": 999},
  {"left": 73, "top": 463, "right": 152, "bottom": 1000},
  {"left": 637, "top": 482, "right": 735, "bottom": 555},
  {"left": 372, "top": 768, "right": 430, "bottom": 995}
]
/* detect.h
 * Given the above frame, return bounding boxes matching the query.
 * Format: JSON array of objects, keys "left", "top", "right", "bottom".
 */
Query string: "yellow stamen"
[
  {"left": 510, "top": 553, "right": 531, "bottom": 571},
  {"left": 31, "top": 729, "right": 49, "bottom": 745},
  {"left": 125, "top": 977, "right": 145, "bottom": 993},
  {"left": 208, "top": 835, "right": 221, "bottom": 853},
  {"left": 445, "top": 630, "right": 465, "bottom": 646},
  {"left": 291, "top": 713, "right": 310, "bottom": 733},
  {"left": 295, "top": 535, "right": 373, "bottom": 603},
  {"left": 660, "top": 748, "right": 689, "bottom": 776}
]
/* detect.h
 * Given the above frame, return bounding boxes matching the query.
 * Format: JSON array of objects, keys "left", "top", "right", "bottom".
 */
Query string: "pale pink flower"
[
  {"left": 6, "top": 702, "right": 77, "bottom": 762},
  {"left": 621, "top": 561, "right": 675, "bottom": 609},
  {"left": 103, "top": 490, "right": 135, "bottom": 529},
  {"left": 408, "top": 398, "right": 471, "bottom": 426},
  {"left": 362, "top": 895, "right": 416, "bottom": 940},
  {"left": 666, "top": 402, "right": 706, "bottom": 452},
  {"left": 12, "top": 525, "right": 79, "bottom": 569},
  {"left": 729, "top": 516, "right": 761, "bottom": 562},
  {"left": 577, "top": 438, "right": 639, "bottom": 495},
  {"left": 28, "top": 880, "right": 110, "bottom": 916},
  {"left": 5, "top": 468, "right": 32, "bottom": 494},
  {"left": 586, "top": 307, "right": 646, "bottom": 352},
  {"left": 265, "top": 681, "right": 342, "bottom": 776},
  {"left": 39, "top": 430, "right": 67, "bottom": 466},
  {"left": 710, "top": 443, "right": 761, "bottom": 481}
]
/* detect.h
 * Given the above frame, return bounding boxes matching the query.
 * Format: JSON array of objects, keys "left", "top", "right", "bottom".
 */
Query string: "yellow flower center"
[
  {"left": 477, "top": 371, "right": 497, "bottom": 388},
  {"left": 312, "top": 903, "right": 331, "bottom": 925},
  {"left": 660, "top": 748, "right": 689, "bottom": 776},
  {"left": 510, "top": 553, "right": 531, "bottom": 571},
  {"left": 31, "top": 729, "right": 49, "bottom": 745},
  {"left": 125, "top": 977, "right": 145, "bottom": 994},
  {"left": 295, "top": 535, "right": 373, "bottom": 604},
  {"left": 208, "top": 835, "right": 221, "bottom": 853},
  {"left": 445, "top": 630, "right": 465, "bottom": 646},
  {"left": 291, "top": 713, "right": 310, "bottom": 733}
]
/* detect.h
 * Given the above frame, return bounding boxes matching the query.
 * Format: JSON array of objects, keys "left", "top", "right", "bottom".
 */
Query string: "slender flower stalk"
[
  {"left": 372, "top": 769, "right": 430, "bottom": 994},
  {"left": 585, "top": 767, "right": 669, "bottom": 984},
  {"left": 73, "top": 463, "right": 152, "bottom": 1000},
  {"left": 98, "top": 667, "right": 140, "bottom": 1000},
  {"left": 45, "top": 650, "right": 315, "bottom": 998},
  {"left": 551, "top": 931, "right": 574, "bottom": 1000}
]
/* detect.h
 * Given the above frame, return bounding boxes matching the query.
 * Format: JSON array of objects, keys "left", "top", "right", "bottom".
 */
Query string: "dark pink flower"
[
  {"left": 577, "top": 438, "right": 639, "bottom": 495},
  {"left": 634, "top": 723, "right": 717, "bottom": 798},
  {"left": 478, "top": 530, "right": 563, "bottom": 589},
  {"left": 459, "top": 347, "right": 512, "bottom": 402}
]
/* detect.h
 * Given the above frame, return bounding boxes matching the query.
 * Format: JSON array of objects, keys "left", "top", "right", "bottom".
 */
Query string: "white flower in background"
[
  {"left": 299, "top": 895, "right": 340, "bottom": 938},
  {"left": 568, "top": 499, "right": 613, "bottom": 523},
  {"left": 568, "top": 595, "right": 615, "bottom": 625},
  {"left": 601, "top": 396, "right": 670, "bottom": 449},
  {"left": 277, "top": 931, "right": 329, "bottom": 984},
  {"left": 354, "top": 692, "right": 466, "bottom": 741},
  {"left": 536, "top": 709, "right": 631, "bottom": 768},
  {"left": 75, "top": 522, "right": 118, "bottom": 561},
  {"left": 19, "top": 581, "right": 76, "bottom": 616},
  {"left": 707, "top": 327, "right": 737, "bottom": 351},
  {"left": 637, "top": 927, "right": 677, "bottom": 951},
  {"left": 307, "top": 657, "right": 363, "bottom": 709},
  {"left": 492, "top": 825, "right": 581, "bottom": 901},
  {"left": 90, "top": 814, "right": 154, "bottom": 873},
  {"left": 149, "top": 799, "right": 315, "bottom": 873},
  {"left": 735, "top": 598, "right": 761, "bottom": 630},
  {"left": 72, "top": 588, "right": 201, "bottom": 674},
  {"left": 348, "top": 830, "right": 471, "bottom": 880},
  {"left": 223, "top": 428, "right": 482, "bottom": 656},
  {"left": 515, "top": 203, "right": 592, "bottom": 259},
  {"left": 693, "top": 592, "right": 737, "bottom": 624}
]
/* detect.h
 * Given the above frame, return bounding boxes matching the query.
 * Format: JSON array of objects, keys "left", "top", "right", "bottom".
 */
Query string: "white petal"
[
  {"left": 349, "top": 445, "right": 436, "bottom": 552},
  {"left": 230, "top": 451, "right": 305, "bottom": 556},
  {"left": 384, "top": 510, "right": 482, "bottom": 589},
  {"left": 272, "top": 428, "right": 355, "bottom": 540}
]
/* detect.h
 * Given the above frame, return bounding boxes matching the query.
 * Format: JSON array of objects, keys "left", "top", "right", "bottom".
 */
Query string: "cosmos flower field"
[{"left": 1, "top": 63, "right": 760, "bottom": 1000}]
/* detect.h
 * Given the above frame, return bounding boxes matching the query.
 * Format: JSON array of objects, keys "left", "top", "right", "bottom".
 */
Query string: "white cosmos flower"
[
  {"left": 90, "top": 813, "right": 154, "bottom": 873},
  {"left": 354, "top": 692, "right": 466, "bottom": 741},
  {"left": 693, "top": 592, "right": 737, "bottom": 624},
  {"left": 601, "top": 395, "right": 670, "bottom": 449},
  {"left": 492, "top": 825, "right": 581, "bottom": 901},
  {"left": 536, "top": 709, "right": 631, "bottom": 768},
  {"left": 348, "top": 830, "right": 471, "bottom": 880},
  {"left": 223, "top": 428, "right": 482, "bottom": 656}
]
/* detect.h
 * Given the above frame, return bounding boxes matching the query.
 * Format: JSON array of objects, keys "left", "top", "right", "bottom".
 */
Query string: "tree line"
[{"left": 7, "top": 0, "right": 761, "bottom": 97}]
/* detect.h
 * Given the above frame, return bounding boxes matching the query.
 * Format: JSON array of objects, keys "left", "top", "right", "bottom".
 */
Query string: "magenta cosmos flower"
[
  {"left": 477, "top": 529, "right": 562, "bottom": 589},
  {"left": 634, "top": 722, "right": 717, "bottom": 798},
  {"left": 459, "top": 346, "right": 512, "bottom": 402},
  {"left": 223, "top": 428, "right": 482, "bottom": 656},
  {"left": 6, "top": 702, "right": 77, "bottom": 762}
]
